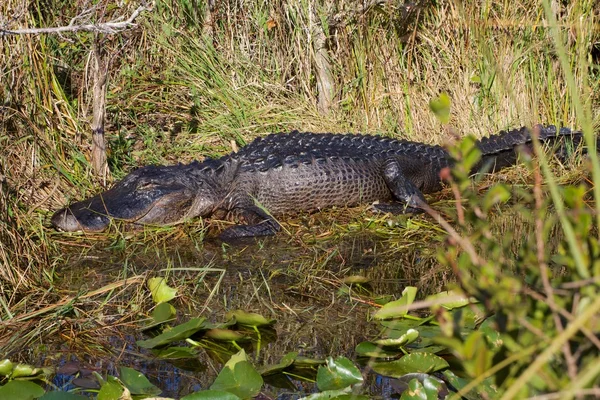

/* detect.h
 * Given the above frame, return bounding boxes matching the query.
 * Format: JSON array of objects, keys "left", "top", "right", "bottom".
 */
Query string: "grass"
[{"left": 1, "top": 0, "right": 599, "bottom": 397}]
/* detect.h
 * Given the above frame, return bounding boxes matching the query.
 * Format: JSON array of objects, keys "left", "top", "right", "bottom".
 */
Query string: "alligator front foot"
[
  {"left": 219, "top": 221, "right": 281, "bottom": 241},
  {"left": 372, "top": 202, "right": 424, "bottom": 215}
]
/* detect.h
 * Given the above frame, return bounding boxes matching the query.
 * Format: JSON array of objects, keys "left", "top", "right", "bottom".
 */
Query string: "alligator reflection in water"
[{"left": 33, "top": 232, "right": 447, "bottom": 398}]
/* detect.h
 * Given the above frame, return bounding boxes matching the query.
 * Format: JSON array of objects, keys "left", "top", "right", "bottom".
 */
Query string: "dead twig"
[{"left": 0, "top": 3, "right": 153, "bottom": 37}]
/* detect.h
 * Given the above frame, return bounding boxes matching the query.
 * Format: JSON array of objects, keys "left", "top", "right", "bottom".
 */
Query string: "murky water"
[{"left": 13, "top": 214, "right": 458, "bottom": 398}]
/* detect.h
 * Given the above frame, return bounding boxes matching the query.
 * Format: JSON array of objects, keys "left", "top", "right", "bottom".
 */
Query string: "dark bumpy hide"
[{"left": 51, "top": 125, "right": 586, "bottom": 239}]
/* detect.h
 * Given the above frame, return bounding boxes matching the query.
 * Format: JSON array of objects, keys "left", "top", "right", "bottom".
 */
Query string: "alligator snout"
[{"left": 51, "top": 205, "right": 111, "bottom": 232}]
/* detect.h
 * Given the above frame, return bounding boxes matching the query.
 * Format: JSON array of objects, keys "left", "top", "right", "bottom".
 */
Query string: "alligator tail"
[{"left": 473, "top": 125, "right": 594, "bottom": 174}]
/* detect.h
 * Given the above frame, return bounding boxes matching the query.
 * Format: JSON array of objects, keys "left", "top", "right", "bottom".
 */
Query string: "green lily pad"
[
  {"left": 153, "top": 302, "right": 177, "bottom": 323},
  {"left": 225, "top": 310, "right": 275, "bottom": 327},
  {"left": 355, "top": 341, "right": 402, "bottom": 359},
  {"left": 210, "top": 350, "right": 263, "bottom": 398},
  {"left": 259, "top": 351, "right": 298, "bottom": 376},
  {"left": 97, "top": 376, "right": 123, "bottom": 400},
  {"left": 152, "top": 346, "right": 199, "bottom": 359},
  {"left": 0, "top": 359, "right": 13, "bottom": 376},
  {"left": 375, "top": 329, "right": 419, "bottom": 348},
  {"left": 316, "top": 357, "right": 363, "bottom": 391},
  {"left": 427, "top": 290, "right": 472, "bottom": 310},
  {"left": 294, "top": 357, "right": 326, "bottom": 368},
  {"left": 119, "top": 366, "right": 161, "bottom": 396},
  {"left": 148, "top": 277, "right": 177, "bottom": 304},
  {"left": 182, "top": 390, "right": 241, "bottom": 400},
  {"left": 374, "top": 287, "right": 418, "bottom": 320},
  {"left": 40, "top": 392, "right": 88, "bottom": 400},
  {"left": 371, "top": 353, "right": 449, "bottom": 378},
  {"left": 0, "top": 381, "right": 45, "bottom": 400},
  {"left": 442, "top": 370, "right": 498, "bottom": 400},
  {"left": 137, "top": 317, "right": 207, "bottom": 349},
  {"left": 205, "top": 329, "right": 248, "bottom": 342}
]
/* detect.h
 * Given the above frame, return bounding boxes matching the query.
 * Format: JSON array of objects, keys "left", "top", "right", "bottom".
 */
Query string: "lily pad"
[
  {"left": 225, "top": 310, "right": 275, "bottom": 327},
  {"left": 0, "top": 359, "right": 13, "bottom": 376},
  {"left": 259, "top": 351, "right": 298, "bottom": 376},
  {"left": 205, "top": 329, "right": 248, "bottom": 342},
  {"left": 40, "top": 392, "right": 88, "bottom": 400},
  {"left": 137, "top": 317, "right": 207, "bottom": 349},
  {"left": 119, "top": 366, "right": 161, "bottom": 396},
  {"left": 0, "top": 381, "right": 45, "bottom": 400},
  {"left": 374, "top": 287, "right": 418, "bottom": 320},
  {"left": 152, "top": 346, "right": 199, "bottom": 359},
  {"left": 375, "top": 329, "right": 419, "bottom": 348},
  {"left": 316, "top": 357, "right": 363, "bottom": 391},
  {"left": 427, "top": 290, "right": 472, "bottom": 310},
  {"left": 148, "top": 277, "right": 177, "bottom": 304},
  {"left": 182, "top": 390, "right": 241, "bottom": 400},
  {"left": 371, "top": 353, "right": 449, "bottom": 378},
  {"left": 210, "top": 350, "right": 263, "bottom": 398},
  {"left": 97, "top": 376, "right": 123, "bottom": 400},
  {"left": 355, "top": 341, "right": 402, "bottom": 359}
]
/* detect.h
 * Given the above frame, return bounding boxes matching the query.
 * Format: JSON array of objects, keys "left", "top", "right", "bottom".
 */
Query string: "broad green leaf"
[
  {"left": 11, "top": 364, "right": 35, "bottom": 378},
  {"left": 225, "top": 310, "right": 275, "bottom": 327},
  {"left": 97, "top": 376, "right": 123, "bottom": 400},
  {"left": 375, "top": 329, "right": 419, "bottom": 347},
  {"left": 399, "top": 378, "right": 427, "bottom": 399},
  {"left": 355, "top": 341, "right": 402, "bottom": 359},
  {"left": 298, "top": 387, "right": 352, "bottom": 399},
  {"left": 137, "top": 317, "right": 207, "bottom": 348},
  {"left": 152, "top": 346, "right": 199, "bottom": 359},
  {"left": 182, "top": 390, "right": 241, "bottom": 400},
  {"left": 371, "top": 353, "right": 449, "bottom": 378},
  {"left": 148, "top": 277, "right": 177, "bottom": 304},
  {"left": 210, "top": 350, "right": 263, "bottom": 398},
  {"left": 374, "top": 287, "right": 418, "bottom": 320},
  {"left": 294, "top": 357, "right": 326, "bottom": 368},
  {"left": 429, "top": 92, "right": 451, "bottom": 124},
  {"left": 153, "top": 302, "right": 177, "bottom": 323},
  {"left": 119, "top": 366, "right": 162, "bottom": 396},
  {"left": 0, "top": 381, "right": 45, "bottom": 400},
  {"left": 205, "top": 329, "right": 248, "bottom": 341},
  {"left": 0, "top": 359, "right": 13, "bottom": 375},
  {"left": 40, "top": 392, "right": 88, "bottom": 400},
  {"left": 259, "top": 352, "right": 298, "bottom": 376},
  {"left": 442, "top": 371, "right": 498, "bottom": 400},
  {"left": 426, "top": 290, "right": 472, "bottom": 310},
  {"left": 316, "top": 357, "right": 363, "bottom": 391}
]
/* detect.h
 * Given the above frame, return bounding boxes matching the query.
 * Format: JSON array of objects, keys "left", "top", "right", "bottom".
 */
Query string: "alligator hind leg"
[
  {"left": 373, "top": 158, "right": 429, "bottom": 215},
  {"left": 219, "top": 204, "right": 281, "bottom": 240}
]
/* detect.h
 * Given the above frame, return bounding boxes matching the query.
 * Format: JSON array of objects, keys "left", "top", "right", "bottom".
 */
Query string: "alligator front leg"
[
  {"left": 373, "top": 158, "right": 429, "bottom": 214},
  {"left": 219, "top": 204, "right": 281, "bottom": 240}
]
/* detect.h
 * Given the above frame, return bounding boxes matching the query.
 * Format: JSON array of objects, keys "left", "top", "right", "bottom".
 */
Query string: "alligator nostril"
[{"left": 51, "top": 208, "right": 79, "bottom": 232}]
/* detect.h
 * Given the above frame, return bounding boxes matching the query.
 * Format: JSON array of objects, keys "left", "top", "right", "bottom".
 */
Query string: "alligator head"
[{"left": 51, "top": 163, "right": 223, "bottom": 232}]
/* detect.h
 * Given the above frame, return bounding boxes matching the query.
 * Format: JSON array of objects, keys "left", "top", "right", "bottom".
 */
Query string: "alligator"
[{"left": 51, "top": 125, "right": 586, "bottom": 239}]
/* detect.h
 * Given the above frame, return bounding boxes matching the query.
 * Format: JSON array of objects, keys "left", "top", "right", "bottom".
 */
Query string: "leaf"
[
  {"left": 210, "top": 350, "right": 263, "bottom": 398},
  {"left": 298, "top": 387, "right": 353, "bottom": 400},
  {"left": 342, "top": 275, "right": 370, "bottom": 284},
  {"left": 153, "top": 302, "right": 177, "bottom": 323},
  {"left": 225, "top": 310, "right": 275, "bottom": 327},
  {"left": 0, "top": 359, "right": 13, "bottom": 376},
  {"left": 152, "top": 346, "right": 199, "bottom": 359},
  {"left": 375, "top": 329, "right": 419, "bottom": 348},
  {"left": 371, "top": 353, "right": 449, "bottom": 378},
  {"left": 355, "top": 341, "right": 402, "bottom": 359},
  {"left": 426, "top": 290, "right": 472, "bottom": 310},
  {"left": 148, "top": 277, "right": 177, "bottom": 304},
  {"left": 181, "top": 390, "right": 241, "bottom": 400},
  {"left": 137, "top": 317, "right": 207, "bottom": 349},
  {"left": 119, "top": 366, "right": 162, "bottom": 396},
  {"left": 429, "top": 92, "right": 451, "bottom": 124},
  {"left": 205, "top": 329, "right": 248, "bottom": 342},
  {"left": 399, "top": 378, "right": 427, "bottom": 399},
  {"left": 40, "top": 392, "right": 88, "bottom": 400},
  {"left": 97, "top": 376, "right": 123, "bottom": 400},
  {"left": 374, "top": 287, "right": 418, "bottom": 320},
  {"left": 259, "top": 352, "right": 298, "bottom": 376},
  {"left": 316, "top": 357, "right": 363, "bottom": 391},
  {"left": 0, "top": 381, "right": 45, "bottom": 400}
]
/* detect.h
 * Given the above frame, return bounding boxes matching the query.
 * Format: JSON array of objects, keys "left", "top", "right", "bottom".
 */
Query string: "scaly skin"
[{"left": 51, "top": 125, "right": 585, "bottom": 239}]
